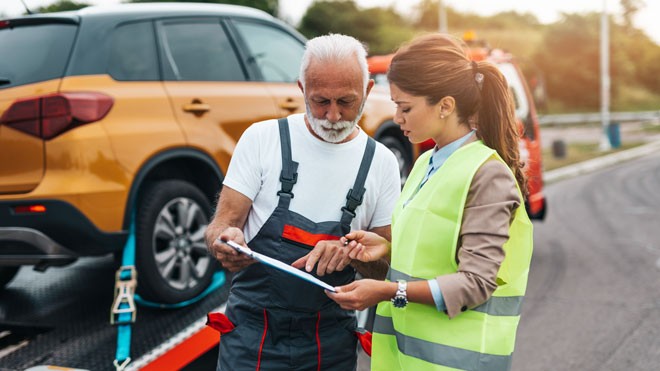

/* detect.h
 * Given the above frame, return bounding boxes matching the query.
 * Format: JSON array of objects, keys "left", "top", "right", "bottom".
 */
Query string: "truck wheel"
[
  {"left": 0, "top": 267, "right": 20, "bottom": 288},
  {"left": 135, "top": 180, "right": 216, "bottom": 303},
  {"left": 378, "top": 135, "right": 411, "bottom": 188}
]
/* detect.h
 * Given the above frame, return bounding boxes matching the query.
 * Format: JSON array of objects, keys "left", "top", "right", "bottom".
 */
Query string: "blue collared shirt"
[{"left": 417, "top": 130, "right": 476, "bottom": 313}]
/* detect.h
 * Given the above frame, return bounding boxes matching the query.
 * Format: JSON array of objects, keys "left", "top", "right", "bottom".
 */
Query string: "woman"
[{"left": 327, "top": 33, "right": 533, "bottom": 370}]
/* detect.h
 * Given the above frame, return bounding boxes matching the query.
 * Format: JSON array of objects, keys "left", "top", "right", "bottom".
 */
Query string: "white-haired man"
[{"left": 205, "top": 34, "right": 400, "bottom": 370}]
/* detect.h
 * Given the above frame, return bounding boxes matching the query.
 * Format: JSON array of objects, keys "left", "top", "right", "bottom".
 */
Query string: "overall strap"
[
  {"left": 340, "top": 137, "right": 376, "bottom": 230},
  {"left": 277, "top": 118, "right": 299, "bottom": 209}
]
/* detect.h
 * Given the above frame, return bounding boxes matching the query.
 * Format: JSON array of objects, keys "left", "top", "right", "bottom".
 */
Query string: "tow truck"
[{"left": 0, "top": 256, "right": 227, "bottom": 370}]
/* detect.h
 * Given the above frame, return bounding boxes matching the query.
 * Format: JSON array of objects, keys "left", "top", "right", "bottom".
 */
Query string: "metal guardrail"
[{"left": 538, "top": 110, "right": 660, "bottom": 125}]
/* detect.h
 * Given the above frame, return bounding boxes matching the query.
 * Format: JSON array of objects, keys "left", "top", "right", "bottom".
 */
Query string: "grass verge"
[{"left": 542, "top": 142, "right": 645, "bottom": 171}]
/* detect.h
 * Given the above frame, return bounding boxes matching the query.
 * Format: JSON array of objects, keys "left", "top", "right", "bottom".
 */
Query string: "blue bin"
[{"left": 608, "top": 122, "right": 621, "bottom": 148}]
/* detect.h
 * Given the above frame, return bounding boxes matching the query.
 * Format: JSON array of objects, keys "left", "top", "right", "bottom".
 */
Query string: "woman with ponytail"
[{"left": 328, "top": 33, "right": 533, "bottom": 371}]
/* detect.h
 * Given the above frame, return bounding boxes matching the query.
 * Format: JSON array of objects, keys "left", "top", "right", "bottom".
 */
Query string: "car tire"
[
  {"left": 135, "top": 179, "right": 217, "bottom": 303},
  {"left": 0, "top": 266, "right": 20, "bottom": 289},
  {"left": 378, "top": 135, "right": 411, "bottom": 188}
]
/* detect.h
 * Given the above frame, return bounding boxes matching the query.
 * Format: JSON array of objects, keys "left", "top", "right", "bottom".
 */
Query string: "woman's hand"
[
  {"left": 326, "top": 279, "right": 395, "bottom": 311},
  {"left": 340, "top": 230, "right": 390, "bottom": 262}
]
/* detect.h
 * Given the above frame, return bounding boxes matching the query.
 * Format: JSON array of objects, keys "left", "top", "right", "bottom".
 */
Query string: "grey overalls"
[{"left": 217, "top": 118, "right": 376, "bottom": 370}]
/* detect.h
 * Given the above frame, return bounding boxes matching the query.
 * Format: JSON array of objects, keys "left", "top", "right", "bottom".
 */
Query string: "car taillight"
[
  {"left": 13, "top": 204, "right": 47, "bottom": 214},
  {"left": 0, "top": 92, "right": 113, "bottom": 140}
]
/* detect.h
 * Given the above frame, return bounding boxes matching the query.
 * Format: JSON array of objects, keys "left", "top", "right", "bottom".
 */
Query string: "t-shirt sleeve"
[
  {"left": 368, "top": 146, "right": 402, "bottom": 228},
  {"left": 222, "top": 123, "right": 266, "bottom": 201}
]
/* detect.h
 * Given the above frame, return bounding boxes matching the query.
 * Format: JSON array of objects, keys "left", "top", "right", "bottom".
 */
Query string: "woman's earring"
[{"left": 440, "top": 114, "right": 445, "bottom": 119}]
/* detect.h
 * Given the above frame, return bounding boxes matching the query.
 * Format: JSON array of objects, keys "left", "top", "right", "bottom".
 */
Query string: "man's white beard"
[{"left": 305, "top": 101, "right": 364, "bottom": 143}]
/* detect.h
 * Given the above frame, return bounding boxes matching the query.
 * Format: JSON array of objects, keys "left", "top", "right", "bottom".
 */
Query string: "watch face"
[{"left": 392, "top": 295, "right": 408, "bottom": 308}]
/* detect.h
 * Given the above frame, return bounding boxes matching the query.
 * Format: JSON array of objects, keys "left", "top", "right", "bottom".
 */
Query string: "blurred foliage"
[
  {"left": 128, "top": 0, "right": 278, "bottom": 16},
  {"left": 36, "top": 0, "right": 89, "bottom": 13},
  {"left": 298, "top": 0, "right": 659, "bottom": 113},
  {"left": 298, "top": 1, "right": 415, "bottom": 55},
  {"left": 620, "top": 0, "right": 644, "bottom": 33},
  {"left": 531, "top": 12, "right": 660, "bottom": 111},
  {"left": 414, "top": 0, "right": 540, "bottom": 32}
]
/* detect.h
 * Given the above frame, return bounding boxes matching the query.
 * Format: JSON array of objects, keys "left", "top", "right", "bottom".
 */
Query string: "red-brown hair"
[{"left": 388, "top": 33, "right": 527, "bottom": 196}]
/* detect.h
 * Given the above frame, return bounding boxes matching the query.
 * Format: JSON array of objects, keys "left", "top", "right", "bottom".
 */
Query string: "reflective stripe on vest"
[
  {"left": 373, "top": 314, "right": 512, "bottom": 371},
  {"left": 386, "top": 268, "right": 524, "bottom": 317},
  {"left": 372, "top": 141, "right": 533, "bottom": 371}
]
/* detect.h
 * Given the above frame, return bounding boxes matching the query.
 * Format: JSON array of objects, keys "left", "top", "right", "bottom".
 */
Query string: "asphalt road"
[{"left": 512, "top": 151, "right": 660, "bottom": 370}]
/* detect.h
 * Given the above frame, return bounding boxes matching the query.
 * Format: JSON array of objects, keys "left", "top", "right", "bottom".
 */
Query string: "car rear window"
[{"left": 0, "top": 22, "right": 77, "bottom": 88}]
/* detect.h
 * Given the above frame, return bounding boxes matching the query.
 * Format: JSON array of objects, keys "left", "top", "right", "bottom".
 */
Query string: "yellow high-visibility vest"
[{"left": 372, "top": 141, "right": 533, "bottom": 371}]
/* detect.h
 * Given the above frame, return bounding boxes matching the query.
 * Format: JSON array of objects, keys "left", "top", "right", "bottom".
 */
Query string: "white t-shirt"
[{"left": 223, "top": 113, "right": 401, "bottom": 243}]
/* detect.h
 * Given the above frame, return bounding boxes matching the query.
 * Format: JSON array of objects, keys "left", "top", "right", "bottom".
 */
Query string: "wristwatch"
[{"left": 391, "top": 279, "right": 408, "bottom": 308}]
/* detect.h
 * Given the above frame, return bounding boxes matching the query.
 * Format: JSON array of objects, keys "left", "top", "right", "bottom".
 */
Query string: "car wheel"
[
  {"left": 378, "top": 135, "right": 411, "bottom": 188},
  {"left": 135, "top": 179, "right": 216, "bottom": 303},
  {"left": 0, "top": 267, "right": 20, "bottom": 289}
]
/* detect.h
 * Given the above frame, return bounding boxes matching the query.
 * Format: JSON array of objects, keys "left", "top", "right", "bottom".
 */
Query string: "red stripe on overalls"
[
  {"left": 256, "top": 309, "right": 268, "bottom": 371},
  {"left": 282, "top": 225, "right": 340, "bottom": 246},
  {"left": 316, "top": 312, "right": 322, "bottom": 371}
]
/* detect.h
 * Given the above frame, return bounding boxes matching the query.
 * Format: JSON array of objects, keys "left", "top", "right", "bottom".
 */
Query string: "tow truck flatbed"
[{"left": 0, "top": 256, "right": 229, "bottom": 370}]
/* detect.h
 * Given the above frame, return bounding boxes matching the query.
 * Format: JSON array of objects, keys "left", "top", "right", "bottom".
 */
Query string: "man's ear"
[
  {"left": 298, "top": 80, "right": 304, "bottom": 95},
  {"left": 365, "top": 79, "right": 375, "bottom": 97}
]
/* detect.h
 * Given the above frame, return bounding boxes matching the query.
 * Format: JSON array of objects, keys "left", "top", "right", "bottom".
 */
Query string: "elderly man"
[{"left": 205, "top": 34, "right": 400, "bottom": 370}]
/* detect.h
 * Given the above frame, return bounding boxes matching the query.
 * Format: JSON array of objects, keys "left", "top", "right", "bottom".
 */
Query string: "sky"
[{"left": 1, "top": 0, "right": 659, "bottom": 44}]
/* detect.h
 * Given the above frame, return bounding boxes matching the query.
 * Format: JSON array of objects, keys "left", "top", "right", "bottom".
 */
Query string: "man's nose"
[{"left": 326, "top": 102, "right": 341, "bottom": 123}]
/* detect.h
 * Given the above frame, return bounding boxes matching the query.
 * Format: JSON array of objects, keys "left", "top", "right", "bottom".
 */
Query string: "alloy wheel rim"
[{"left": 152, "top": 197, "right": 210, "bottom": 290}]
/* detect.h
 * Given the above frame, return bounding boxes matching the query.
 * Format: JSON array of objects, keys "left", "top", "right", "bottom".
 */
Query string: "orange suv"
[{"left": 0, "top": 3, "right": 396, "bottom": 302}]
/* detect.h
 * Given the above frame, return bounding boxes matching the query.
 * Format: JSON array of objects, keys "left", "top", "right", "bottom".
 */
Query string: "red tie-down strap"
[
  {"left": 355, "top": 328, "right": 372, "bottom": 357},
  {"left": 206, "top": 312, "right": 235, "bottom": 334}
]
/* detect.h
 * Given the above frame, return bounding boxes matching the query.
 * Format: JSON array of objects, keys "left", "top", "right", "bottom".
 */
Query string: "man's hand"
[
  {"left": 291, "top": 240, "right": 352, "bottom": 276},
  {"left": 208, "top": 227, "right": 255, "bottom": 272}
]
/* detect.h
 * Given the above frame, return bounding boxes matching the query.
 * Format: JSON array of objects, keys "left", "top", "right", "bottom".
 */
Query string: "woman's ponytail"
[{"left": 474, "top": 61, "right": 528, "bottom": 197}]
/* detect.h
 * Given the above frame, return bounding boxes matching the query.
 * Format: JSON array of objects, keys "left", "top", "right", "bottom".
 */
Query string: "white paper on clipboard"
[{"left": 219, "top": 239, "right": 337, "bottom": 292}]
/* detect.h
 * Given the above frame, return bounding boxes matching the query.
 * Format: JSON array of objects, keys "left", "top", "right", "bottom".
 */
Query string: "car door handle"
[
  {"left": 183, "top": 101, "right": 210, "bottom": 115},
  {"left": 279, "top": 99, "right": 299, "bottom": 112}
]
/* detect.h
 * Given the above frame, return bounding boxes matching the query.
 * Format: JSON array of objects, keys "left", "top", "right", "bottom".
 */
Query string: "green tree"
[
  {"left": 413, "top": 0, "right": 539, "bottom": 32},
  {"left": 298, "top": 1, "right": 414, "bottom": 55},
  {"left": 531, "top": 11, "right": 660, "bottom": 111},
  {"left": 620, "top": 0, "right": 644, "bottom": 32},
  {"left": 299, "top": 1, "right": 362, "bottom": 39},
  {"left": 37, "top": 0, "right": 89, "bottom": 13},
  {"left": 128, "top": 0, "right": 278, "bottom": 16},
  {"left": 532, "top": 13, "right": 603, "bottom": 110}
]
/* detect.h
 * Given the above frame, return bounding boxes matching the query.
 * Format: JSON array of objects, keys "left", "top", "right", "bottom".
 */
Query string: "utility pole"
[
  {"left": 599, "top": 0, "right": 612, "bottom": 151},
  {"left": 438, "top": 0, "right": 448, "bottom": 33}
]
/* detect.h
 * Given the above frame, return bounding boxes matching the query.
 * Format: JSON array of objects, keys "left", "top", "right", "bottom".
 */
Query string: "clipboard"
[{"left": 219, "top": 239, "right": 336, "bottom": 292}]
